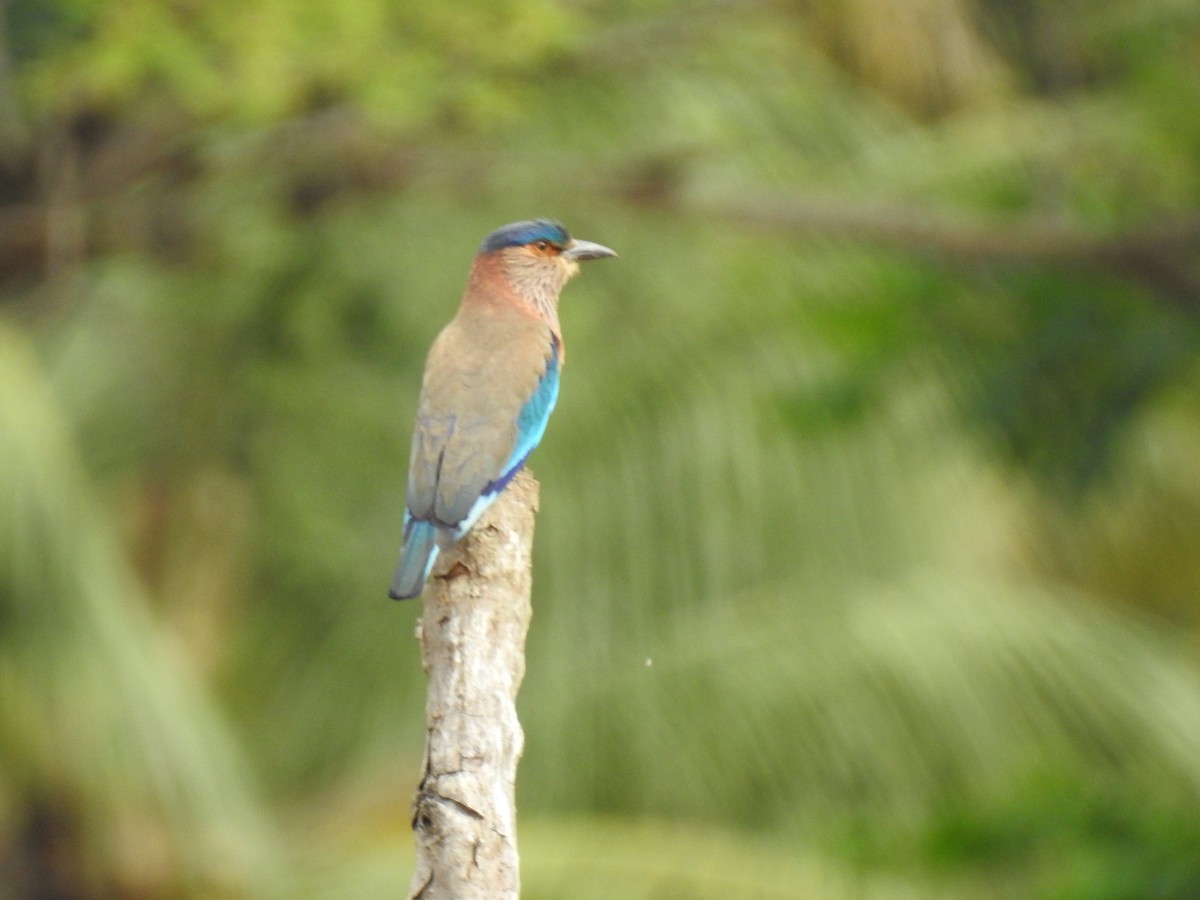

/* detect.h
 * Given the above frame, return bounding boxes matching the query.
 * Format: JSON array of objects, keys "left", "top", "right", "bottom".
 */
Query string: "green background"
[{"left": 2, "top": 0, "right": 1200, "bottom": 895}]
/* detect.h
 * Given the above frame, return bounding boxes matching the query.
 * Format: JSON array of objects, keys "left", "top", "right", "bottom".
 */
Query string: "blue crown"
[{"left": 479, "top": 219, "right": 570, "bottom": 253}]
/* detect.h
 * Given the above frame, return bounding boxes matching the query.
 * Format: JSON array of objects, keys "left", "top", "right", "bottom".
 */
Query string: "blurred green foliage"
[{"left": 2, "top": 0, "right": 1200, "bottom": 896}]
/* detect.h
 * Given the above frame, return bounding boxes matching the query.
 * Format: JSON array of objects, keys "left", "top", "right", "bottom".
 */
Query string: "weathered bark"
[{"left": 407, "top": 470, "right": 539, "bottom": 900}]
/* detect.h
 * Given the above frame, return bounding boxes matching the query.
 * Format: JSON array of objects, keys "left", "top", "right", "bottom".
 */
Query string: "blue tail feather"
[{"left": 389, "top": 519, "right": 440, "bottom": 600}]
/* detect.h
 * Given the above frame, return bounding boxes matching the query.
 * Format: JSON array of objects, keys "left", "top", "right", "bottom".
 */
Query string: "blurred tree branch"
[
  {"left": 672, "top": 193, "right": 1200, "bottom": 317},
  {"left": 2, "top": 113, "right": 1197, "bottom": 319}
]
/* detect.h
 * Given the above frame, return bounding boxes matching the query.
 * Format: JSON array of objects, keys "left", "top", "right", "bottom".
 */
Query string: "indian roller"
[{"left": 389, "top": 219, "right": 617, "bottom": 599}]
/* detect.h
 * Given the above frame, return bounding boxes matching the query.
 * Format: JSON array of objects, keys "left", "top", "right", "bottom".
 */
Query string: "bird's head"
[{"left": 479, "top": 219, "right": 616, "bottom": 309}]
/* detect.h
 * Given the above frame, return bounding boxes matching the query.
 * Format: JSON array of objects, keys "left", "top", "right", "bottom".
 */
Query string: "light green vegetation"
[{"left": 2, "top": 0, "right": 1199, "bottom": 895}]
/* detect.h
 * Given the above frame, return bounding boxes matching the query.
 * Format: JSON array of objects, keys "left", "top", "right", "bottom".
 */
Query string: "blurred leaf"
[
  {"left": 0, "top": 322, "right": 285, "bottom": 895},
  {"left": 3, "top": 0, "right": 1200, "bottom": 894}
]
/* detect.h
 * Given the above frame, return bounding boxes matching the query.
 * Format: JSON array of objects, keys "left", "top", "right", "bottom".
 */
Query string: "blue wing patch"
[
  {"left": 457, "top": 338, "right": 559, "bottom": 535},
  {"left": 508, "top": 338, "right": 560, "bottom": 473},
  {"left": 409, "top": 337, "right": 561, "bottom": 551}
]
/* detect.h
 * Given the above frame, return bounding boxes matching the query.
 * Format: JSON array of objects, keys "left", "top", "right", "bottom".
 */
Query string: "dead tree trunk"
[{"left": 407, "top": 470, "right": 539, "bottom": 900}]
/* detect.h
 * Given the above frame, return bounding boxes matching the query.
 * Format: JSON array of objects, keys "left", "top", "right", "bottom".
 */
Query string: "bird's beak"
[{"left": 564, "top": 239, "right": 618, "bottom": 262}]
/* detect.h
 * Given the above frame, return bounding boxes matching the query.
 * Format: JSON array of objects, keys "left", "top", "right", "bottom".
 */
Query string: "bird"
[{"left": 389, "top": 219, "right": 617, "bottom": 600}]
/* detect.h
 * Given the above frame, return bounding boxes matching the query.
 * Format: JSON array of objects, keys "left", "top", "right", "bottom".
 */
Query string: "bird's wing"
[
  {"left": 503, "top": 333, "right": 559, "bottom": 478},
  {"left": 406, "top": 306, "right": 558, "bottom": 528}
]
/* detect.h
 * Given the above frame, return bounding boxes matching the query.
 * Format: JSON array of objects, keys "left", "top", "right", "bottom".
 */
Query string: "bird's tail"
[{"left": 389, "top": 519, "right": 441, "bottom": 600}]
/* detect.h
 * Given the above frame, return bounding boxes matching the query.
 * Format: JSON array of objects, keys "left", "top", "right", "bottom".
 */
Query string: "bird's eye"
[{"left": 533, "top": 240, "right": 550, "bottom": 252}]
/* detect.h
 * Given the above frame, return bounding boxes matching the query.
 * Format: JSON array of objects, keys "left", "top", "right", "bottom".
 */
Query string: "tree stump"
[{"left": 407, "top": 470, "right": 538, "bottom": 899}]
